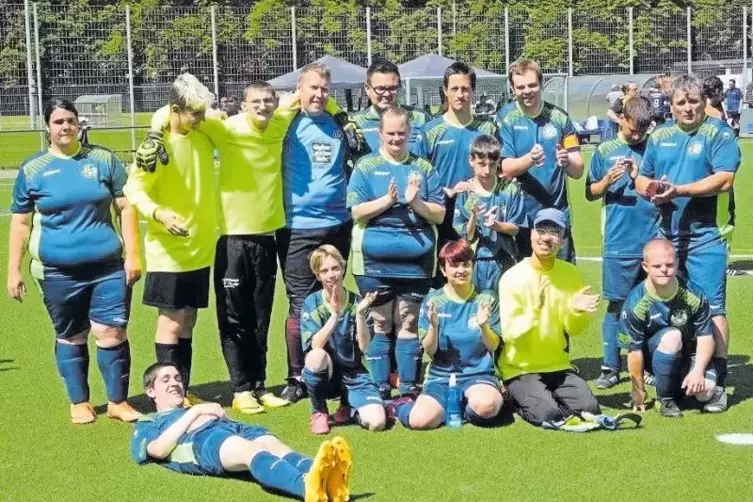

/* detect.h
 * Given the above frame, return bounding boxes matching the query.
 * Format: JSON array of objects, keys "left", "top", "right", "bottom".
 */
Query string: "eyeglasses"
[
  {"left": 367, "top": 83, "right": 400, "bottom": 95},
  {"left": 534, "top": 227, "right": 564, "bottom": 240}
]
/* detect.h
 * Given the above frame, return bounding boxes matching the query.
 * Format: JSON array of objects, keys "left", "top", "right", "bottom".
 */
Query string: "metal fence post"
[
  {"left": 210, "top": 6, "right": 219, "bottom": 100},
  {"left": 687, "top": 6, "right": 692, "bottom": 73},
  {"left": 504, "top": 7, "right": 510, "bottom": 72},
  {"left": 291, "top": 7, "right": 297, "bottom": 71},
  {"left": 24, "top": 0, "right": 35, "bottom": 128},
  {"left": 33, "top": 2, "right": 43, "bottom": 148},
  {"left": 125, "top": 5, "right": 136, "bottom": 152},
  {"left": 452, "top": 1, "right": 457, "bottom": 59},
  {"left": 366, "top": 7, "right": 372, "bottom": 67},
  {"left": 628, "top": 7, "right": 634, "bottom": 75},
  {"left": 437, "top": 7, "right": 443, "bottom": 56},
  {"left": 743, "top": 6, "right": 748, "bottom": 100},
  {"left": 567, "top": 7, "right": 574, "bottom": 76}
]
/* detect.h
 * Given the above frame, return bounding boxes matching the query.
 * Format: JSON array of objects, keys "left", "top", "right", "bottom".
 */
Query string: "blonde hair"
[
  {"left": 379, "top": 106, "right": 411, "bottom": 131},
  {"left": 309, "top": 245, "right": 346, "bottom": 276},
  {"left": 298, "top": 63, "right": 331, "bottom": 84},
  {"left": 509, "top": 59, "right": 542, "bottom": 86},
  {"left": 169, "top": 72, "right": 214, "bottom": 111}
]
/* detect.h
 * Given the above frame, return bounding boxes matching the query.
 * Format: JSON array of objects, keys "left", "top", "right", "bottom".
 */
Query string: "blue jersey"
[
  {"left": 11, "top": 145, "right": 127, "bottom": 271},
  {"left": 646, "top": 91, "right": 669, "bottom": 119},
  {"left": 494, "top": 101, "right": 516, "bottom": 129},
  {"left": 724, "top": 88, "right": 743, "bottom": 112},
  {"left": 639, "top": 118, "right": 740, "bottom": 251},
  {"left": 283, "top": 112, "right": 349, "bottom": 229},
  {"left": 418, "top": 287, "right": 500, "bottom": 382},
  {"left": 131, "top": 408, "right": 218, "bottom": 475},
  {"left": 619, "top": 279, "right": 712, "bottom": 355},
  {"left": 347, "top": 152, "right": 444, "bottom": 279},
  {"left": 415, "top": 115, "right": 498, "bottom": 189},
  {"left": 453, "top": 179, "right": 528, "bottom": 262},
  {"left": 500, "top": 101, "right": 579, "bottom": 219},
  {"left": 300, "top": 289, "right": 370, "bottom": 373},
  {"left": 587, "top": 136, "right": 659, "bottom": 257},
  {"left": 351, "top": 105, "right": 431, "bottom": 156}
]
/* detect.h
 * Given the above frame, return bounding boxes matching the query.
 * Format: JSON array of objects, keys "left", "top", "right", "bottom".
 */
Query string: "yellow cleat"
[
  {"left": 257, "top": 391, "right": 291, "bottom": 409},
  {"left": 328, "top": 436, "right": 353, "bottom": 502},
  {"left": 106, "top": 401, "right": 142, "bottom": 422},
  {"left": 232, "top": 391, "right": 265, "bottom": 415},
  {"left": 304, "top": 440, "right": 334, "bottom": 502},
  {"left": 70, "top": 402, "right": 96, "bottom": 425},
  {"left": 183, "top": 392, "right": 204, "bottom": 408}
]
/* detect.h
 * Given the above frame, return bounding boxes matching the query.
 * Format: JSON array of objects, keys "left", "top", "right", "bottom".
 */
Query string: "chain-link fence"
[{"left": 1, "top": 1, "right": 752, "bottom": 167}]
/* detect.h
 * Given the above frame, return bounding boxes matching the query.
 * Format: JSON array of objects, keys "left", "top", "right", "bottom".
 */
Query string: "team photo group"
[{"left": 5, "top": 53, "right": 740, "bottom": 501}]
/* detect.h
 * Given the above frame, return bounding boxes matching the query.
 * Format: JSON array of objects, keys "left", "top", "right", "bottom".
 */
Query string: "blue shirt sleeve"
[
  {"left": 300, "top": 294, "right": 324, "bottom": 353},
  {"left": 108, "top": 153, "right": 128, "bottom": 198},
  {"left": 131, "top": 419, "right": 162, "bottom": 465},
  {"left": 505, "top": 182, "right": 528, "bottom": 227},
  {"left": 710, "top": 129, "right": 740, "bottom": 173},
  {"left": 413, "top": 130, "right": 429, "bottom": 158},
  {"left": 639, "top": 138, "right": 657, "bottom": 178},
  {"left": 586, "top": 149, "right": 604, "bottom": 186},
  {"left": 424, "top": 164, "right": 444, "bottom": 205},
  {"left": 500, "top": 122, "right": 515, "bottom": 159},
  {"left": 692, "top": 295, "right": 713, "bottom": 338},
  {"left": 453, "top": 191, "right": 471, "bottom": 238},
  {"left": 10, "top": 168, "right": 32, "bottom": 213},
  {"left": 620, "top": 304, "right": 647, "bottom": 352},
  {"left": 346, "top": 163, "right": 372, "bottom": 209}
]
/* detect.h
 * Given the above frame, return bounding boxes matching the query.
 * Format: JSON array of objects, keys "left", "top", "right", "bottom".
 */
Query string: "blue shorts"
[
  {"left": 325, "top": 370, "right": 384, "bottom": 416},
  {"left": 422, "top": 374, "right": 501, "bottom": 416},
  {"left": 354, "top": 275, "right": 430, "bottom": 308},
  {"left": 602, "top": 256, "right": 645, "bottom": 302},
  {"left": 39, "top": 260, "right": 130, "bottom": 339},
  {"left": 473, "top": 257, "right": 515, "bottom": 292},
  {"left": 677, "top": 241, "right": 728, "bottom": 316},
  {"left": 193, "top": 420, "right": 272, "bottom": 475}
]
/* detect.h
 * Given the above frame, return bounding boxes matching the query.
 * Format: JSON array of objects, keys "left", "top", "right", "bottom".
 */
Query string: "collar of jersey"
[
  {"left": 516, "top": 100, "right": 544, "bottom": 119},
  {"left": 645, "top": 278, "right": 679, "bottom": 302},
  {"left": 379, "top": 149, "right": 410, "bottom": 164},
  {"left": 48, "top": 143, "right": 82, "bottom": 159},
  {"left": 442, "top": 113, "right": 474, "bottom": 129},
  {"left": 675, "top": 117, "right": 707, "bottom": 136},
  {"left": 442, "top": 284, "right": 476, "bottom": 303}
]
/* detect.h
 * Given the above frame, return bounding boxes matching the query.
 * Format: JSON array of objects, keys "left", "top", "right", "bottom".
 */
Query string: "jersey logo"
[
  {"left": 373, "top": 171, "right": 390, "bottom": 176},
  {"left": 659, "top": 142, "right": 677, "bottom": 147},
  {"left": 302, "top": 311, "right": 310, "bottom": 322},
  {"left": 222, "top": 277, "right": 240, "bottom": 289},
  {"left": 43, "top": 168, "right": 61, "bottom": 177},
  {"left": 514, "top": 125, "right": 528, "bottom": 131},
  {"left": 333, "top": 130, "right": 344, "bottom": 141},
  {"left": 414, "top": 134, "right": 423, "bottom": 143},
  {"left": 541, "top": 124, "right": 558, "bottom": 141},
  {"left": 437, "top": 139, "right": 455, "bottom": 145},
  {"left": 80, "top": 164, "right": 98, "bottom": 179},
  {"left": 311, "top": 142, "right": 333, "bottom": 164},
  {"left": 687, "top": 142, "right": 703, "bottom": 156},
  {"left": 670, "top": 309, "right": 688, "bottom": 327}
]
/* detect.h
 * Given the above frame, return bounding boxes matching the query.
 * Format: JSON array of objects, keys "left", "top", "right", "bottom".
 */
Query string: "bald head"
[
  {"left": 642, "top": 239, "right": 676, "bottom": 288},
  {"left": 642, "top": 239, "right": 675, "bottom": 263}
]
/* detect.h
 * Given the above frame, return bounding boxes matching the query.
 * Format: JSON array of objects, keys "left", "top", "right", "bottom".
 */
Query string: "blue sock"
[
  {"left": 302, "top": 367, "right": 329, "bottom": 414},
  {"left": 395, "top": 401, "right": 415, "bottom": 429},
  {"left": 367, "top": 334, "right": 392, "bottom": 387},
  {"left": 283, "top": 452, "right": 313, "bottom": 474},
  {"left": 55, "top": 341, "right": 90, "bottom": 404},
  {"left": 395, "top": 337, "right": 421, "bottom": 394},
  {"left": 96, "top": 340, "right": 131, "bottom": 403},
  {"left": 601, "top": 306, "right": 621, "bottom": 371},
  {"left": 652, "top": 349, "right": 682, "bottom": 398},
  {"left": 248, "top": 451, "right": 305, "bottom": 498}
]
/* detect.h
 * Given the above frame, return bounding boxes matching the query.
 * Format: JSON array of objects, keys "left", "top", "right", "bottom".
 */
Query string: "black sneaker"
[
  {"left": 378, "top": 384, "right": 392, "bottom": 401},
  {"left": 596, "top": 369, "right": 620, "bottom": 389},
  {"left": 658, "top": 397, "right": 683, "bottom": 418},
  {"left": 702, "top": 387, "right": 728, "bottom": 413},
  {"left": 281, "top": 379, "right": 307, "bottom": 403}
]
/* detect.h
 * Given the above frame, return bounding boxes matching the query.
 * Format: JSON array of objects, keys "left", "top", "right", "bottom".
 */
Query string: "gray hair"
[{"left": 670, "top": 74, "right": 703, "bottom": 104}]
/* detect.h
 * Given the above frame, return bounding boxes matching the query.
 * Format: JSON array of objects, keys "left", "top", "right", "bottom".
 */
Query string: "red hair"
[{"left": 439, "top": 240, "right": 475, "bottom": 268}]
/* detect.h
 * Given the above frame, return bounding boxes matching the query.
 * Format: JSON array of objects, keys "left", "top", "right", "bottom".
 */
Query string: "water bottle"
[{"left": 446, "top": 373, "right": 463, "bottom": 429}]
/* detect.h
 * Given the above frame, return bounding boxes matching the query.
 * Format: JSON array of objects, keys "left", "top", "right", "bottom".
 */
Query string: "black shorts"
[{"left": 143, "top": 267, "right": 211, "bottom": 310}]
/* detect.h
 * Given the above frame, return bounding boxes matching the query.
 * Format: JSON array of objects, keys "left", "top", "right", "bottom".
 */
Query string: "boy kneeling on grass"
[{"left": 131, "top": 362, "right": 353, "bottom": 502}]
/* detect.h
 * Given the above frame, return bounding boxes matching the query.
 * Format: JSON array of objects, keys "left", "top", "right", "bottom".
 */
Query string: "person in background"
[{"left": 723, "top": 79, "right": 743, "bottom": 130}]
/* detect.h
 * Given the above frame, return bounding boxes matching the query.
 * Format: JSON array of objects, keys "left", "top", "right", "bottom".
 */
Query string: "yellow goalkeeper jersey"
[{"left": 123, "top": 129, "right": 217, "bottom": 273}]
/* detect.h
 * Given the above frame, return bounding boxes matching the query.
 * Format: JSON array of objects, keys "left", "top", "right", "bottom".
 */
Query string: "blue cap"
[{"left": 533, "top": 208, "right": 567, "bottom": 230}]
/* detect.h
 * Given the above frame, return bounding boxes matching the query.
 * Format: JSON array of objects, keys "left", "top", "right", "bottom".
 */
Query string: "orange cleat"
[
  {"left": 70, "top": 402, "right": 96, "bottom": 425},
  {"left": 107, "top": 401, "right": 142, "bottom": 422}
]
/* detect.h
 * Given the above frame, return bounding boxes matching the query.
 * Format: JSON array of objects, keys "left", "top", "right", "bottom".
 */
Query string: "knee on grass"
[{"left": 357, "top": 404, "right": 387, "bottom": 432}]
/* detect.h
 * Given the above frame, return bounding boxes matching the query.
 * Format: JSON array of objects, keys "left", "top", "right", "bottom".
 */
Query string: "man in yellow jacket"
[{"left": 496, "top": 208, "right": 602, "bottom": 426}]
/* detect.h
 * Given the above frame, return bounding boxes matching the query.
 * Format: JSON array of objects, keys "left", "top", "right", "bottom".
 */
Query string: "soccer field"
[{"left": 2, "top": 144, "right": 753, "bottom": 501}]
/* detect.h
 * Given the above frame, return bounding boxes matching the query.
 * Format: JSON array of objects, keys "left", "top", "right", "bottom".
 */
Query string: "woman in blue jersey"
[
  {"left": 7, "top": 98, "right": 142, "bottom": 425},
  {"left": 347, "top": 107, "right": 446, "bottom": 400},
  {"left": 301, "top": 245, "right": 386, "bottom": 435},
  {"left": 389, "top": 240, "right": 505, "bottom": 430}
]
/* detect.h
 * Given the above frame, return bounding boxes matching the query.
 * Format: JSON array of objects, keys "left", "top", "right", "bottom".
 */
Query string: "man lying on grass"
[{"left": 131, "top": 362, "right": 352, "bottom": 502}]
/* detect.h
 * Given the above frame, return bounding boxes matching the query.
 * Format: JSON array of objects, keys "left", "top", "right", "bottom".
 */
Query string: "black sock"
[{"left": 177, "top": 338, "right": 193, "bottom": 388}]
